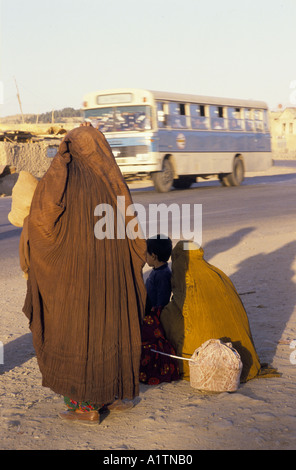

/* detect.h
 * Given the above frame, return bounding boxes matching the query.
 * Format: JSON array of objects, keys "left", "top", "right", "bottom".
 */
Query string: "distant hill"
[{"left": 0, "top": 107, "right": 83, "bottom": 124}]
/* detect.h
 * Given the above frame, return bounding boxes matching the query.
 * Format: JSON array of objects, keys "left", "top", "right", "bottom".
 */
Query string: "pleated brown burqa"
[{"left": 22, "top": 126, "right": 146, "bottom": 405}]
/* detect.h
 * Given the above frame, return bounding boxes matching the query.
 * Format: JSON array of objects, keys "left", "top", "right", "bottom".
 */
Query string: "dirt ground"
[{"left": 1, "top": 162, "right": 296, "bottom": 452}]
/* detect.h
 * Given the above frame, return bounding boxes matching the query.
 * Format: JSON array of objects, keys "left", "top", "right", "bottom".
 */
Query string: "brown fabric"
[
  {"left": 19, "top": 216, "right": 30, "bottom": 278},
  {"left": 23, "top": 126, "right": 146, "bottom": 405}
]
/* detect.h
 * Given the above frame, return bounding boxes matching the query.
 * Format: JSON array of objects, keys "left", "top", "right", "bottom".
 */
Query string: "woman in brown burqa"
[{"left": 21, "top": 125, "right": 146, "bottom": 423}]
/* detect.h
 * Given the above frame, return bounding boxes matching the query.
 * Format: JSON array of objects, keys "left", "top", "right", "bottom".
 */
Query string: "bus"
[{"left": 82, "top": 88, "right": 272, "bottom": 192}]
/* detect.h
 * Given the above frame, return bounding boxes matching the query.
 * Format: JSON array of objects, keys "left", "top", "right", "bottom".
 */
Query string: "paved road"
[{"left": 131, "top": 162, "right": 296, "bottom": 241}]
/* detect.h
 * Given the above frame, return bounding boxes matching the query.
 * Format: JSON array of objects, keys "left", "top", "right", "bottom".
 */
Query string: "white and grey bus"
[{"left": 82, "top": 88, "right": 272, "bottom": 192}]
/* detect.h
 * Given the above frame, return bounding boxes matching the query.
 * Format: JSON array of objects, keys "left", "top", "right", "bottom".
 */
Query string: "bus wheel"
[
  {"left": 221, "top": 157, "right": 245, "bottom": 187},
  {"left": 152, "top": 158, "right": 174, "bottom": 192},
  {"left": 173, "top": 176, "right": 196, "bottom": 189}
]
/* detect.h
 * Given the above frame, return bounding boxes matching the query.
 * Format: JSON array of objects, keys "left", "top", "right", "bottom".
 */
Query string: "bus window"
[
  {"left": 254, "top": 109, "right": 264, "bottom": 132},
  {"left": 114, "top": 105, "right": 152, "bottom": 131},
  {"left": 84, "top": 107, "right": 115, "bottom": 132},
  {"left": 228, "top": 107, "right": 243, "bottom": 130},
  {"left": 169, "top": 102, "right": 188, "bottom": 128},
  {"left": 210, "top": 106, "right": 225, "bottom": 130},
  {"left": 190, "top": 104, "right": 208, "bottom": 129},
  {"left": 244, "top": 109, "right": 254, "bottom": 131},
  {"left": 85, "top": 105, "right": 152, "bottom": 132}
]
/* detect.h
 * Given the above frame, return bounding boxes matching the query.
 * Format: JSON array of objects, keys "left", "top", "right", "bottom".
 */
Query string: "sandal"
[{"left": 58, "top": 409, "right": 99, "bottom": 424}]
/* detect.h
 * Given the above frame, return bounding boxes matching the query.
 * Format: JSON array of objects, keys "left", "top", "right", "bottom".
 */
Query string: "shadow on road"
[
  {"left": 0, "top": 227, "right": 22, "bottom": 241},
  {"left": 130, "top": 171, "right": 296, "bottom": 194},
  {"left": 204, "top": 232, "right": 296, "bottom": 367},
  {"left": 203, "top": 227, "right": 256, "bottom": 259},
  {"left": 0, "top": 333, "right": 35, "bottom": 375},
  {"left": 231, "top": 240, "right": 296, "bottom": 362}
]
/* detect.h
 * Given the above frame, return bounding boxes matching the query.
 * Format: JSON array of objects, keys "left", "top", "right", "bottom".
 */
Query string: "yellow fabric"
[
  {"left": 8, "top": 171, "right": 38, "bottom": 227},
  {"left": 160, "top": 241, "right": 261, "bottom": 382}
]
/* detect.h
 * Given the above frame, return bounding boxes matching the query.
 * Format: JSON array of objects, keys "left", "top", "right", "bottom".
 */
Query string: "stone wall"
[{"left": 0, "top": 138, "right": 61, "bottom": 195}]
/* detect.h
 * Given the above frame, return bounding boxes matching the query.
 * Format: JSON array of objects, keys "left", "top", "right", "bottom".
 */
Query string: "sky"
[{"left": 0, "top": 0, "right": 296, "bottom": 117}]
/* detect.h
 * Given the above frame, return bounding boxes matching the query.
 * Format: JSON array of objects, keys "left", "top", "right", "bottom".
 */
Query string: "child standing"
[
  {"left": 145, "top": 235, "right": 172, "bottom": 313},
  {"left": 140, "top": 235, "right": 180, "bottom": 385}
]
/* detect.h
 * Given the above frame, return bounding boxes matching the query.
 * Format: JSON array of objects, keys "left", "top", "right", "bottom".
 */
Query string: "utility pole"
[{"left": 14, "top": 78, "right": 25, "bottom": 123}]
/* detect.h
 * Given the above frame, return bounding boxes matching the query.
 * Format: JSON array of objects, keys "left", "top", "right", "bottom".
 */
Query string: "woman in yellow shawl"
[{"left": 160, "top": 240, "right": 261, "bottom": 383}]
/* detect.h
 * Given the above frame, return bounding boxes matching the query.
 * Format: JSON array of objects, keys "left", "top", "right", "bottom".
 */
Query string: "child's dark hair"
[{"left": 146, "top": 234, "right": 172, "bottom": 262}]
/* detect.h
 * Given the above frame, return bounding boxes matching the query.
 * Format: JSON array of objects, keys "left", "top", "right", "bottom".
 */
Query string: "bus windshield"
[{"left": 84, "top": 105, "right": 152, "bottom": 132}]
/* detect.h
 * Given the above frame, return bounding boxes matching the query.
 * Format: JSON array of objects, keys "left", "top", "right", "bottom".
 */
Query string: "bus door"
[{"left": 156, "top": 102, "right": 172, "bottom": 152}]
